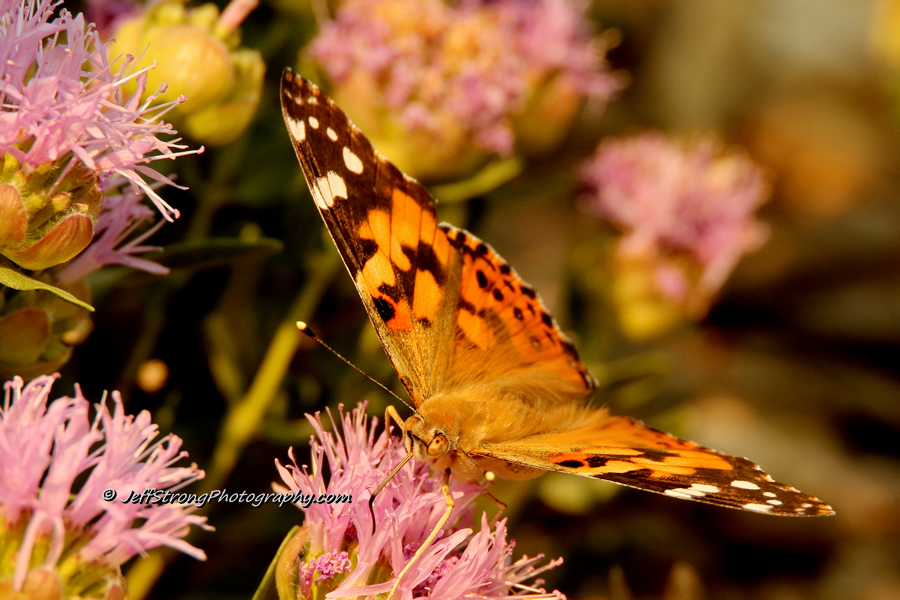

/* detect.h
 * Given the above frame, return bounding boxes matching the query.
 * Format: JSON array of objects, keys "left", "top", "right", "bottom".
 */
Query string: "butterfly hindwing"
[
  {"left": 470, "top": 414, "right": 834, "bottom": 516},
  {"left": 439, "top": 223, "right": 597, "bottom": 397}
]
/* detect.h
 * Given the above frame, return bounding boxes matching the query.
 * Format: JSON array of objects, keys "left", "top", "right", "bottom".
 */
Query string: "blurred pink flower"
[
  {"left": 580, "top": 132, "right": 770, "bottom": 301},
  {"left": 274, "top": 403, "right": 564, "bottom": 599},
  {"left": 310, "top": 0, "right": 618, "bottom": 157},
  {"left": 0, "top": 374, "right": 211, "bottom": 592}
]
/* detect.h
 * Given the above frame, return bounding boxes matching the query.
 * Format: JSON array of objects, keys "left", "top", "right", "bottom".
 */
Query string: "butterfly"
[{"left": 280, "top": 68, "right": 833, "bottom": 525}]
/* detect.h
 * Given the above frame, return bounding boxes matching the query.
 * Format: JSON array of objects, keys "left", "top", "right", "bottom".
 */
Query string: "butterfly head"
[{"left": 402, "top": 414, "right": 455, "bottom": 473}]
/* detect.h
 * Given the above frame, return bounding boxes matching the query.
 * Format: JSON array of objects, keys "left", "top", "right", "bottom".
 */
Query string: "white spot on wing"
[
  {"left": 343, "top": 147, "right": 364, "bottom": 174},
  {"left": 311, "top": 186, "right": 328, "bottom": 210},
  {"left": 731, "top": 480, "right": 760, "bottom": 490},
  {"left": 309, "top": 116, "right": 319, "bottom": 129},
  {"left": 327, "top": 127, "right": 337, "bottom": 141},
  {"left": 329, "top": 171, "right": 348, "bottom": 199},
  {"left": 315, "top": 171, "right": 347, "bottom": 206},
  {"left": 665, "top": 490, "right": 695, "bottom": 500},
  {"left": 743, "top": 503, "right": 774, "bottom": 513},
  {"left": 287, "top": 118, "right": 305, "bottom": 142},
  {"left": 690, "top": 484, "right": 720, "bottom": 494},
  {"left": 763, "top": 492, "right": 777, "bottom": 498},
  {"left": 767, "top": 499, "right": 783, "bottom": 506}
]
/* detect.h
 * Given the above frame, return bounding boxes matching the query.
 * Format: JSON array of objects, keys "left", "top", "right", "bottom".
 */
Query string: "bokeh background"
[{"left": 53, "top": 0, "right": 900, "bottom": 598}]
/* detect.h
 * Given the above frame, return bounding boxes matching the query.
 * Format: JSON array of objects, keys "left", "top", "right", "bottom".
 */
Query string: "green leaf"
[
  {"left": 150, "top": 236, "right": 284, "bottom": 270},
  {"left": 252, "top": 525, "right": 304, "bottom": 600},
  {"left": 0, "top": 264, "right": 94, "bottom": 312}
]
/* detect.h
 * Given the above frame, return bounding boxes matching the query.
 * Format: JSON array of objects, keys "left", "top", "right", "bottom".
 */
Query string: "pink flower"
[
  {"left": 580, "top": 132, "right": 770, "bottom": 301},
  {"left": 274, "top": 404, "right": 564, "bottom": 599},
  {"left": 0, "top": 0, "right": 201, "bottom": 221},
  {"left": 309, "top": 0, "right": 618, "bottom": 171},
  {"left": 0, "top": 374, "right": 211, "bottom": 592}
]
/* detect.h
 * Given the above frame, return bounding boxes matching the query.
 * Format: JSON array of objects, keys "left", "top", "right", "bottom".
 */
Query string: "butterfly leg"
[
  {"left": 388, "top": 470, "right": 454, "bottom": 599},
  {"left": 370, "top": 405, "right": 415, "bottom": 516},
  {"left": 481, "top": 488, "right": 507, "bottom": 526},
  {"left": 385, "top": 404, "right": 406, "bottom": 433}
]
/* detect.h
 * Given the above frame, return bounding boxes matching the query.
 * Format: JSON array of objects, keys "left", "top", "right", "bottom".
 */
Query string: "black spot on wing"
[
  {"left": 415, "top": 239, "right": 447, "bottom": 285},
  {"left": 450, "top": 230, "right": 469, "bottom": 246},
  {"left": 560, "top": 340, "right": 580, "bottom": 359},
  {"left": 635, "top": 447, "right": 680, "bottom": 463},
  {"left": 556, "top": 459, "right": 586, "bottom": 469},
  {"left": 357, "top": 238, "right": 378, "bottom": 268},
  {"left": 373, "top": 296, "right": 395, "bottom": 322},
  {"left": 458, "top": 297, "right": 476, "bottom": 314},
  {"left": 597, "top": 468, "right": 655, "bottom": 481}
]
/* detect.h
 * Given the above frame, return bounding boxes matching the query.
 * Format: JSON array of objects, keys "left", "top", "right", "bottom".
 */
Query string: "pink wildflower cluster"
[
  {"left": 0, "top": 374, "right": 211, "bottom": 592},
  {"left": 581, "top": 133, "right": 770, "bottom": 301},
  {"left": 0, "top": 0, "right": 197, "bottom": 221},
  {"left": 310, "top": 0, "right": 618, "bottom": 156},
  {"left": 274, "top": 404, "right": 564, "bottom": 599}
]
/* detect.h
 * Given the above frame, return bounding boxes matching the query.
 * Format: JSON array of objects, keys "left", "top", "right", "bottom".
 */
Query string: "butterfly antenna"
[{"left": 296, "top": 321, "right": 409, "bottom": 407}]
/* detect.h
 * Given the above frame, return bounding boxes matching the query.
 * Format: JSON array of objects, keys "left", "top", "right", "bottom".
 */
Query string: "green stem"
[
  {"left": 203, "top": 248, "right": 339, "bottom": 493},
  {"left": 430, "top": 156, "right": 523, "bottom": 203},
  {"left": 126, "top": 250, "right": 340, "bottom": 600}
]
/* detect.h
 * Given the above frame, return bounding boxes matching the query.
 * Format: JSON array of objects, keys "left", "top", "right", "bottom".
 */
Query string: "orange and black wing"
[
  {"left": 471, "top": 411, "right": 834, "bottom": 516},
  {"left": 281, "top": 70, "right": 596, "bottom": 405}
]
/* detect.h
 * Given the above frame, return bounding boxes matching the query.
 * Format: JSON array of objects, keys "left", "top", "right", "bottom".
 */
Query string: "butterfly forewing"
[
  {"left": 281, "top": 70, "right": 596, "bottom": 404},
  {"left": 281, "top": 68, "right": 833, "bottom": 517},
  {"left": 281, "top": 70, "right": 459, "bottom": 400}
]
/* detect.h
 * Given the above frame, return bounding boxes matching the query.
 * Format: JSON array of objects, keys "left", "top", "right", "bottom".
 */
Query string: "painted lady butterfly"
[{"left": 280, "top": 69, "right": 833, "bottom": 521}]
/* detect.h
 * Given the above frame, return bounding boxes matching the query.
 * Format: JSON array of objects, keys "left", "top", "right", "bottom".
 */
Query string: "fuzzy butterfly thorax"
[
  {"left": 281, "top": 68, "right": 833, "bottom": 517},
  {"left": 407, "top": 388, "right": 604, "bottom": 481}
]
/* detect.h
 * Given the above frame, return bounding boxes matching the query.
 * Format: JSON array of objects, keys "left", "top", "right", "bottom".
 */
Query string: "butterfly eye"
[{"left": 426, "top": 434, "right": 449, "bottom": 458}]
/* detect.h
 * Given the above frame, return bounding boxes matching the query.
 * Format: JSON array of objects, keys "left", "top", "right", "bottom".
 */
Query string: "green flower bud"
[
  {"left": 4, "top": 214, "right": 94, "bottom": 271},
  {"left": 181, "top": 47, "right": 265, "bottom": 145},
  {"left": 106, "top": 0, "right": 264, "bottom": 146},
  {"left": 0, "top": 539, "right": 127, "bottom": 600},
  {"left": 0, "top": 156, "right": 102, "bottom": 271},
  {"left": 610, "top": 253, "right": 699, "bottom": 341},
  {"left": 0, "top": 185, "right": 27, "bottom": 247},
  {"left": 0, "top": 281, "right": 92, "bottom": 379}
]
